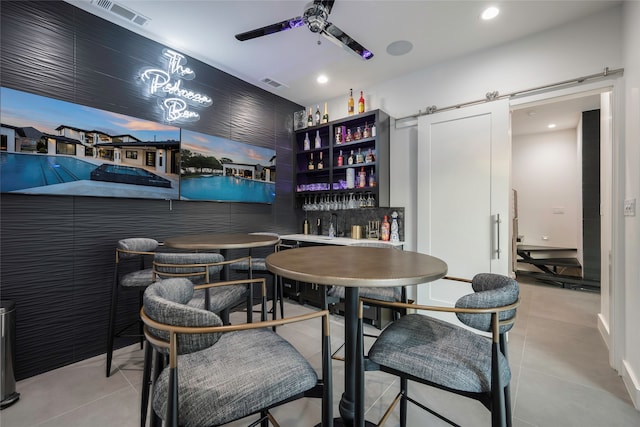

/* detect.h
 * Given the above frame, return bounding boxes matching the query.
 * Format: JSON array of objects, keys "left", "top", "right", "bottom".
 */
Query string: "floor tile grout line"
[
  {"left": 30, "top": 380, "right": 137, "bottom": 427},
  {"left": 517, "top": 364, "right": 630, "bottom": 399}
]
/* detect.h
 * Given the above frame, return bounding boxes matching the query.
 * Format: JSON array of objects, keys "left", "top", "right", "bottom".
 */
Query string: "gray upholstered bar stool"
[
  {"left": 106, "top": 237, "right": 160, "bottom": 377},
  {"left": 141, "top": 253, "right": 260, "bottom": 427},
  {"left": 364, "top": 273, "right": 520, "bottom": 427},
  {"left": 141, "top": 277, "right": 333, "bottom": 427},
  {"left": 152, "top": 252, "right": 252, "bottom": 324},
  {"left": 230, "top": 233, "right": 294, "bottom": 322}
]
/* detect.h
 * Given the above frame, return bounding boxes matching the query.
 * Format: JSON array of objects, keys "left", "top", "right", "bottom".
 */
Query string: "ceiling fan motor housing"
[{"left": 304, "top": 3, "right": 329, "bottom": 33}]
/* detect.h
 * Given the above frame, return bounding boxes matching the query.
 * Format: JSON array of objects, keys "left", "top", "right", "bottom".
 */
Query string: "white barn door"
[{"left": 416, "top": 100, "right": 511, "bottom": 320}]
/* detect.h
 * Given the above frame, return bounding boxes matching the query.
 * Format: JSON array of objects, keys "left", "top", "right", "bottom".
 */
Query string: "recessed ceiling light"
[
  {"left": 481, "top": 6, "right": 500, "bottom": 20},
  {"left": 386, "top": 40, "right": 413, "bottom": 56},
  {"left": 317, "top": 74, "right": 328, "bottom": 84},
  {"left": 548, "top": 123, "right": 557, "bottom": 129}
]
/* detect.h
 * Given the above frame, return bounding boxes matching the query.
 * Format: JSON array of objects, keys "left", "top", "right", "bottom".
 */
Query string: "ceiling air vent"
[
  {"left": 260, "top": 77, "right": 288, "bottom": 89},
  {"left": 91, "top": 0, "right": 150, "bottom": 27}
]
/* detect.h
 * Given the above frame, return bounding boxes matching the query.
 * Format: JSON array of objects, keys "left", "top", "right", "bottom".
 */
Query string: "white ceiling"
[
  {"left": 65, "top": 0, "right": 616, "bottom": 135},
  {"left": 512, "top": 93, "right": 602, "bottom": 136}
]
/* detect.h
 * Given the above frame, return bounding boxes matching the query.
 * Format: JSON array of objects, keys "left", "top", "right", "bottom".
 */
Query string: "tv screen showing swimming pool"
[
  {"left": 1, "top": 87, "right": 181, "bottom": 200},
  {"left": 180, "top": 129, "right": 276, "bottom": 204}
]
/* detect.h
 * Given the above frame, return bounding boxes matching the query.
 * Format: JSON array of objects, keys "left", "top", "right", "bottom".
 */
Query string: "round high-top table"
[
  {"left": 164, "top": 233, "right": 280, "bottom": 252},
  {"left": 266, "top": 245, "right": 448, "bottom": 427}
]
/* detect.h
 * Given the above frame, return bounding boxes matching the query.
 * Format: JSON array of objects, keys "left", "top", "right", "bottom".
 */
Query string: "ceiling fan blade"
[
  {"left": 235, "top": 16, "right": 304, "bottom": 41},
  {"left": 314, "top": 0, "right": 335, "bottom": 15},
  {"left": 321, "top": 22, "right": 374, "bottom": 60}
]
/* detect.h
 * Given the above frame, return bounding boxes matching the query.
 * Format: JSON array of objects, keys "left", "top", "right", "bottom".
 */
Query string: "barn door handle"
[{"left": 495, "top": 214, "right": 502, "bottom": 259}]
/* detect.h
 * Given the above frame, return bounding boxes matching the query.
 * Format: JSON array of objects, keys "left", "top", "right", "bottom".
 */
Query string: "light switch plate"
[{"left": 624, "top": 199, "right": 636, "bottom": 216}]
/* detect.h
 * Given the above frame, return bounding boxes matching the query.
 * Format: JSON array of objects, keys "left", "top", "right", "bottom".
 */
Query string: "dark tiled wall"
[
  {"left": 0, "top": 1, "right": 301, "bottom": 379},
  {"left": 298, "top": 208, "right": 405, "bottom": 241},
  {"left": 581, "top": 110, "right": 601, "bottom": 281}
]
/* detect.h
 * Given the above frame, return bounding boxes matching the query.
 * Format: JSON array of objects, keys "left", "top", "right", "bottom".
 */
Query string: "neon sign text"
[{"left": 140, "top": 49, "right": 212, "bottom": 123}]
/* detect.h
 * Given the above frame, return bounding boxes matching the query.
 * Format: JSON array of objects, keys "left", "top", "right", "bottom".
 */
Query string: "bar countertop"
[{"left": 280, "top": 233, "right": 404, "bottom": 248}]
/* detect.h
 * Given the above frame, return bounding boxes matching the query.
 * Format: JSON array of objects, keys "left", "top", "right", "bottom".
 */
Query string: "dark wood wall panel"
[
  {"left": 1, "top": 1, "right": 302, "bottom": 379},
  {"left": 0, "top": 196, "right": 77, "bottom": 377},
  {"left": 0, "top": 2, "right": 76, "bottom": 99}
]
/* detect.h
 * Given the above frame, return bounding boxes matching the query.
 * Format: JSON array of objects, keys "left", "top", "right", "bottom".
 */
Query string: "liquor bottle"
[
  {"left": 381, "top": 215, "right": 390, "bottom": 241},
  {"left": 356, "top": 147, "right": 364, "bottom": 164},
  {"left": 346, "top": 167, "right": 355, "bottom": 189},
  {"left": 345, "top": 129, "right": 353, "bottom": 142},
  {"left": 308, "top": 153, "right": 314, "bottom": 170},
  {"left": 315, "top": 105, "right": 321, "bottom": 125},
  {"left": 314, "top": 130, "right": 322, "bottom": 149},
  {"left": 354, "top": 126, "right": 362, "bottom": 140},
  {"left": 348, "top": 89, "right": 354, "bottom": 115},
  {"left": 335, "top": 127, "right": 343, "bottom": 144},
  {"left": 347, "top": 150, "right": 354, "bottom": 165},
  {"left": 365, "top": 148, "right": 373, "bottom": 163},
  {"left": 358, "top": 166, "right": 366, "bottom": 188},
  {"left": 390, "top": 211, "right": 400, "bottom": 243},
  {"left": 303, "top": 132, "right": 310, "bottom": 150},
  {"left": 337, "top": 150, "right": 344, "bottom": 166},
  {"left": 358, "top": 91, "right": 365, "bottom": 113},
  {"left": 322, "top": 102, "right": 329, "bottom": 124},
  {"left": 317, "top": 151, "right": 324, "bottom": 169},
  {"left": 371, "top": 123, "right": 376, "bottom": 137},
  {"left": 363, "top": 123, "right": 371, "bottom": 138},
  {"left": 368, "top": 168, "right": 376, "bottom": 187},
  {"left": 303, "top": 218, "right": 310, "bottom": 235},
  {"left": 307, "top": 107, "right": 313, "bottom": 127}
]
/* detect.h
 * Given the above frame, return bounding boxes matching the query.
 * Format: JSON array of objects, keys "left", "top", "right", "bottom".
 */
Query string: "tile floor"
[{"left": 2, "top": 279, "right": 639, "bottom": 427}]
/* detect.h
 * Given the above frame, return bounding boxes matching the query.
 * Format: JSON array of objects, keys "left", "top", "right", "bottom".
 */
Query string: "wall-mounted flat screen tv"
[
  {"left": 0, "top": 87, "right": 180, "bottom": 200},
  {"left": 180, "top": 129, "right": 276, "bottom": 204}
]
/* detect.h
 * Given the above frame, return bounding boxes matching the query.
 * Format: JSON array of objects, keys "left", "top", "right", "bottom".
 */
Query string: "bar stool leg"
[
  {"left": 106, "top": 267, "right": 119, "bottom": 377},
  {"left": 140, "top": 342, "right": 153, "bottom": 427},
  {"left": 277, "top": 274, "right": 285, "bottom": 319},
  {"left": 149, "top": 351, "right": 165, "bottom": 427}
]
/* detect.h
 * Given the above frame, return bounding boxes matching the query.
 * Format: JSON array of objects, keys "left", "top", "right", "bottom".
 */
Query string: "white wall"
[
  {"left": 622, "top": 0, "right": 640, "bottom": 409},
  {"left": 321, "top": 4, "right": 640, "bottom": 407},
  {"left": 322, "top": 5, "right": 623, "bottom": 261},
  {"left": 512, "top": 129, "right": 580, "bottom": 248}
]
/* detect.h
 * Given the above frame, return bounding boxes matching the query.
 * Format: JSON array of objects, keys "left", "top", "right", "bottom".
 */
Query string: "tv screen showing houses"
[
  {"left": 0, "top": 87, "right": 180, "bottom": 200},
  {"left": 180, "top": 129, "right": 276, "bottom": 204}
]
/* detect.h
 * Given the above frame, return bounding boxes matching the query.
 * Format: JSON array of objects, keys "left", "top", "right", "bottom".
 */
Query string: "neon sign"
[{"left": 140, "top": 49, "right": 212, "bottom": 123}]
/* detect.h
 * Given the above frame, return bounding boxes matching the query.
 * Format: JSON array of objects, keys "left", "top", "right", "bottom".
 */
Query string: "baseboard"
[
  {"left": 597, "top": 313, "right": 610, "bottom": 349},
  {"left": 622, "top": 359, "right": 640, "bottom": 410}
]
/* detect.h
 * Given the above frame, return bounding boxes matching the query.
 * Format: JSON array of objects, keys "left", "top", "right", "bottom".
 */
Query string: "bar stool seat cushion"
[
  {"left": 120, "top": 268, "right": 154, "bottom": 288},
  {"left": 151, "top": 328, "right": 317, "bottom": 427},
  {"left": 230, "top": 257, "right": 267, "bottom": 272},
  {"left": 327, "top": 285, "right": 402, "bottom": 302},
  {"left": 368, "top": 313, "right": 511, "bottom": 394}
]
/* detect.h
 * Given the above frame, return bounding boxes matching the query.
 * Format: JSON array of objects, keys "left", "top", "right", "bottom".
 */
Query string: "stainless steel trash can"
[{"left": 1, "top": 300, "right": 20, "bottom": 409}]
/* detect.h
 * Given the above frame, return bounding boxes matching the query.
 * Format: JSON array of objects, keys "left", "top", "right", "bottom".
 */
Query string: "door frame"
[{"left": 509, "top": 78, "right": 624, "bottom": 373}]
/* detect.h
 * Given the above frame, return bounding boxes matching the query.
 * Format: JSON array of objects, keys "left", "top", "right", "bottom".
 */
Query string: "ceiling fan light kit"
[{"left": 235, "top": 0, "right": 373, "bottom": 61}]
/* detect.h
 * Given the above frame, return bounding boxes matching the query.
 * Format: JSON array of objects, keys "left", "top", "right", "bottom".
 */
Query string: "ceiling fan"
[{"left": 235, "top": 0, "right": 373, "bottom": 60}]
